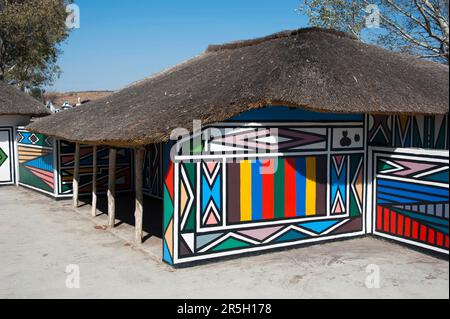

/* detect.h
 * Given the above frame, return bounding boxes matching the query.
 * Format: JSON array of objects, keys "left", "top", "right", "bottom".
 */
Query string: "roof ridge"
[{"left": 206, "top": 27, "right": 356, "bottom": 53}]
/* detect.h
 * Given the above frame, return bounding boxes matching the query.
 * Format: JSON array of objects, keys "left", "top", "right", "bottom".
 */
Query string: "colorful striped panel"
[{"left": 227, "top": 156, "right": 327, "bottom": 224}]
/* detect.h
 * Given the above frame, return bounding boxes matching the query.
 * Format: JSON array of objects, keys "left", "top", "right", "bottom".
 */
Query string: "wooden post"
[
  {"left": 91, "top": 145, "right": 98, "bottom": 217},
  {"left": 108, "top": 148, "right": 117, "bottom": 228},
  {"left": 134, "top": 148, "right": 145, "bottom": 244},
  {"left": 72, "top": 143, "right": 80, "bottom": 208}
]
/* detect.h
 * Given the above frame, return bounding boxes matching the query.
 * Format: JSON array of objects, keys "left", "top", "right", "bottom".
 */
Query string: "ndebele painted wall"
[
  {"left": 162, "top": 107, "right": 368, "bottom": 265},
  {"left": 0, "top": 116, "right": 31, "bottom": 185},
  {"left": 17, "top": 128, "right": 133, "bottom": 198},
  {"left": 367, "top": 115, "right": 449, "bottom": 254},
  {"left": 162, "top": 107, "right": 449, "bottom": 266}
]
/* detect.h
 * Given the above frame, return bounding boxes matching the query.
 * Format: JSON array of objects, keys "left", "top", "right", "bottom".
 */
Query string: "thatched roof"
[
  {"left": 44, "top": 90, "right": 114, "bottom": 107},
  {"left": 28, "top": 28, "right": 449, "bottom": 147},
  {"left": 0, "top": 81, "right": 50, "bottom": 117}
]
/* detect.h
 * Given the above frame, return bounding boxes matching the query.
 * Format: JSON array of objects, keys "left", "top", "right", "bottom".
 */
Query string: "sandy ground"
[{"left": 0, "top": 186, "right": 448, "bottom": 299}]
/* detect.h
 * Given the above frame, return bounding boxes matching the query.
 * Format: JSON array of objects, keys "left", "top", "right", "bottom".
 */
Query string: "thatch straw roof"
[
  {"left": 28, "top": 28, "right": 449, "bottom": 147},
  {"left": 0, "top": 81, "right": 50, "bottom": 117}
]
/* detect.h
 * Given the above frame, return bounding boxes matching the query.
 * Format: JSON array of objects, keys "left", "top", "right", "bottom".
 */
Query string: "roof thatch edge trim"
[{"left": 206, "top": 27, "right": 356, "bottom": 52}]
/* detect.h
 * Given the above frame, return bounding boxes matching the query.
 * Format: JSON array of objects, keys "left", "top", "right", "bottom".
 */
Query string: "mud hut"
[
  {"left": 0, "top": 81, "right": 49, "bottom": 185},
  {"left": 27, "top": 28, "right": 449, "bottom": 266}
]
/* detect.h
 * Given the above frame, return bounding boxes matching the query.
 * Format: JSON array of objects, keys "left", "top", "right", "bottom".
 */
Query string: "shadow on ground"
[{"left": 79, "top": 193, "right": 163, "bottom": 242}]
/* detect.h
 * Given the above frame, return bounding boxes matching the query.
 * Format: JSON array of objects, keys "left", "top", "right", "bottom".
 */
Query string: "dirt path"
[{"left": 0, "top": 186, "right": 448, "bottom": 299}]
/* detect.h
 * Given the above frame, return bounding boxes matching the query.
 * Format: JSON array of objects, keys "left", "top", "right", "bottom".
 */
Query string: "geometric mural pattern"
[
  {"left": 17, "top": 129, "right": 134, "bottom": 197},
  {"left": 58, "top": 141, "right": 133, "bottom": 196},
  {"left": 163, "top": 161, "right": 175, "bottom": 265},
  {"left": 206, "top": 127, "right": 328, "bottom": 154},
  {"left": 200, "top": 161, "right": 222, "bottom": 227},
  {"left": 143, "top": 143, "right": 163, "bottom": 198},
  {"left": 17, "top": 129, "right": 54, "bottom": 194},
  {"left": 375, "top": 153, "right": 449, "bottom": 253},
  {"left": 369, "top": 114, "right": 449, "bottom": 150},
  {"left": 167, "top": 118, "right": 367, "bottom": 265},
  {"left": 0, "top": 146, "right": 7, "bottom": 168},
  {"left": 0, "top": 127, "right": 14, "bottom": 184}
]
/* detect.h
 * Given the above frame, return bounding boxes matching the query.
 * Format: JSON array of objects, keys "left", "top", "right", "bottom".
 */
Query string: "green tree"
[
  {"left": 298, "top": 0, "right": 449, "bottom": 64},
  {"left": 0, "top": 0, "right": 72, "bottom": 91}
]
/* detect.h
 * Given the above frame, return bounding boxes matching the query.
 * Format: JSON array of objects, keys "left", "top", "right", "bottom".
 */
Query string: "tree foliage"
[
  {"left": 0, "top": 0, "right": 71, "bottom": 91},
  {"left": 298, "top": 0, "right": 449, "bottom": 64}
]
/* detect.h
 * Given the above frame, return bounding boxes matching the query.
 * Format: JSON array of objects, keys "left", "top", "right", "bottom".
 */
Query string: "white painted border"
[
  {"left": 175, "top": 230, "right": 365, "bottom": 264},
  {"left": 0, "top": 126, "right": 15, "bottom": 185}
]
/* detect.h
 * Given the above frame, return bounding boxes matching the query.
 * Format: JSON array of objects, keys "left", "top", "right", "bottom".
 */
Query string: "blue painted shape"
[
  {"left": 162, "top": 240, "right": 173, "bottom": 265},
  {"left": 377, "top": 186, "right": 448, "bottom": 203},
  {"left": 331, "top": 159, "right": 347, "bottom": 206},
  {"left": 422, "top": 170, "right": 449, "bottom": 183},
  {"left": 275, "top": 229, "right": 307, "bottom": 243},
  {"left": 25, "top": 153, "right": 53, "bottom": 172},
  {"left": 377, "top": 199, "right": 393, "bottom": 204},
  {"left": 299, "top": 219, "right": 342, "bottom": 234},
  {"left": 201, "top": 172, "right": 221, "bottom": 214},
  {"left": 196, "top": 233, "right": 223, "bottom": 249},
  {"left": 211, "top": 174, "right": 221, "bottom": 210},
  {"left": 295, "top": 157, "right": 306, "bottom": 217},
  {"left": 251, "top": 160, "right": 263, "bottom": 221},
  {"left": 201, "top": 176, "right": 210, "bottom": 214},
  {"left": 18, "top": 132, "right": 32, "bottom": 145},
  {"left": 377, "top": 179, "right": 448, "bottom": 197},
  {"left": 228, "top": 106, "right": 363, "bottom": 122},
  {"left": 376, "top": 192, "right": 418, "bottom": 204}
]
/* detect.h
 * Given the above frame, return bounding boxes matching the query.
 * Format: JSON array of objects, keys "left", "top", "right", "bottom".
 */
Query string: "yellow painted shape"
[
  {"left": 180, "top": 179, "right": 187, "bottom": 216},
  {"left": 305, "top": 157, "right": 316, "bottom": 216},
  {"left": 240, "top": 160, "right": 252, "bottom": 221}
]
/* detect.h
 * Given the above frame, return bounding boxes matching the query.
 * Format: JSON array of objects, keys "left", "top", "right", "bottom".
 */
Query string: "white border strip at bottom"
[
  {"left": 174, "top": 229, "right": 365, "bottom": 264},
  {"left": 18, "top": 182, "right": 54, "bottom": 197}
]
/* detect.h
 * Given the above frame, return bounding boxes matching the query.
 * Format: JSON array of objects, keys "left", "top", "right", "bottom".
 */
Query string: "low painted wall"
[
  {"left": 367, "top": 115, "right": 449, "bottom": 253},
  {"left": 163, "top": 107, "right": 367, "bottom": 265},
  {"left": 17, "top": 128, "right": 134, "bottom": 198},
  {"left": 0, "top": 126, "right": 16, "bottom": 185},
  {"left": 0, "top": 116, "right": 31, "bottom": 185},
  {"left": 143, "top": 143, "right": 165, "bottom": 199}
]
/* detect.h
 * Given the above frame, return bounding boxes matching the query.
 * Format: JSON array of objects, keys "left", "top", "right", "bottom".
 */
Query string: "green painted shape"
[
  {"left": 61, "top": 184, "right": 71, "bottom": 193},
  {"left": 19, "top": 165, "right": 53, "bottom": 192},
  {"left": 274, "top": 157, "right": 285, "bottom": 219},
  {"left": 349, "top": 193, "right": 361, "bottom": 217},
  {"left": 212, "top": 237, "right": 251, "bottom": 252},
  {"left": 183, "top": 162, "right": 196, "bottom": 232},
  {"left": 378, "top": 161, "right": 394, "bottom": 173},
  {"left": 163, "top": 185, "right": 174, "bottom": 232},
  {"left": 412, "top": 117, "right": 423, "bottom": 148},
  {"left": 0, "top": 146, "right": 7, "bottom": 167}
]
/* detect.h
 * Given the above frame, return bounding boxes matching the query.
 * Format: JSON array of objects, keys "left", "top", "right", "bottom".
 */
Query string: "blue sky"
[{"left": 50, "top": 0, "right": 309, "bottom": 92}]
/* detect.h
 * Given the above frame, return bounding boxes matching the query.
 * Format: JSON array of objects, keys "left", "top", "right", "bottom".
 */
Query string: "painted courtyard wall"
[
  {"left": 163, "top": 107, "right": 368, "bottom": 265},
  {"left": 17, "top": 128, "right": 134, "bottom": 198},
  {"left": 0, "top": 116, "right": 31, "bottom": 185},
  {"left": 367, "top": 115, "right": 449, "bottom": 254}
]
